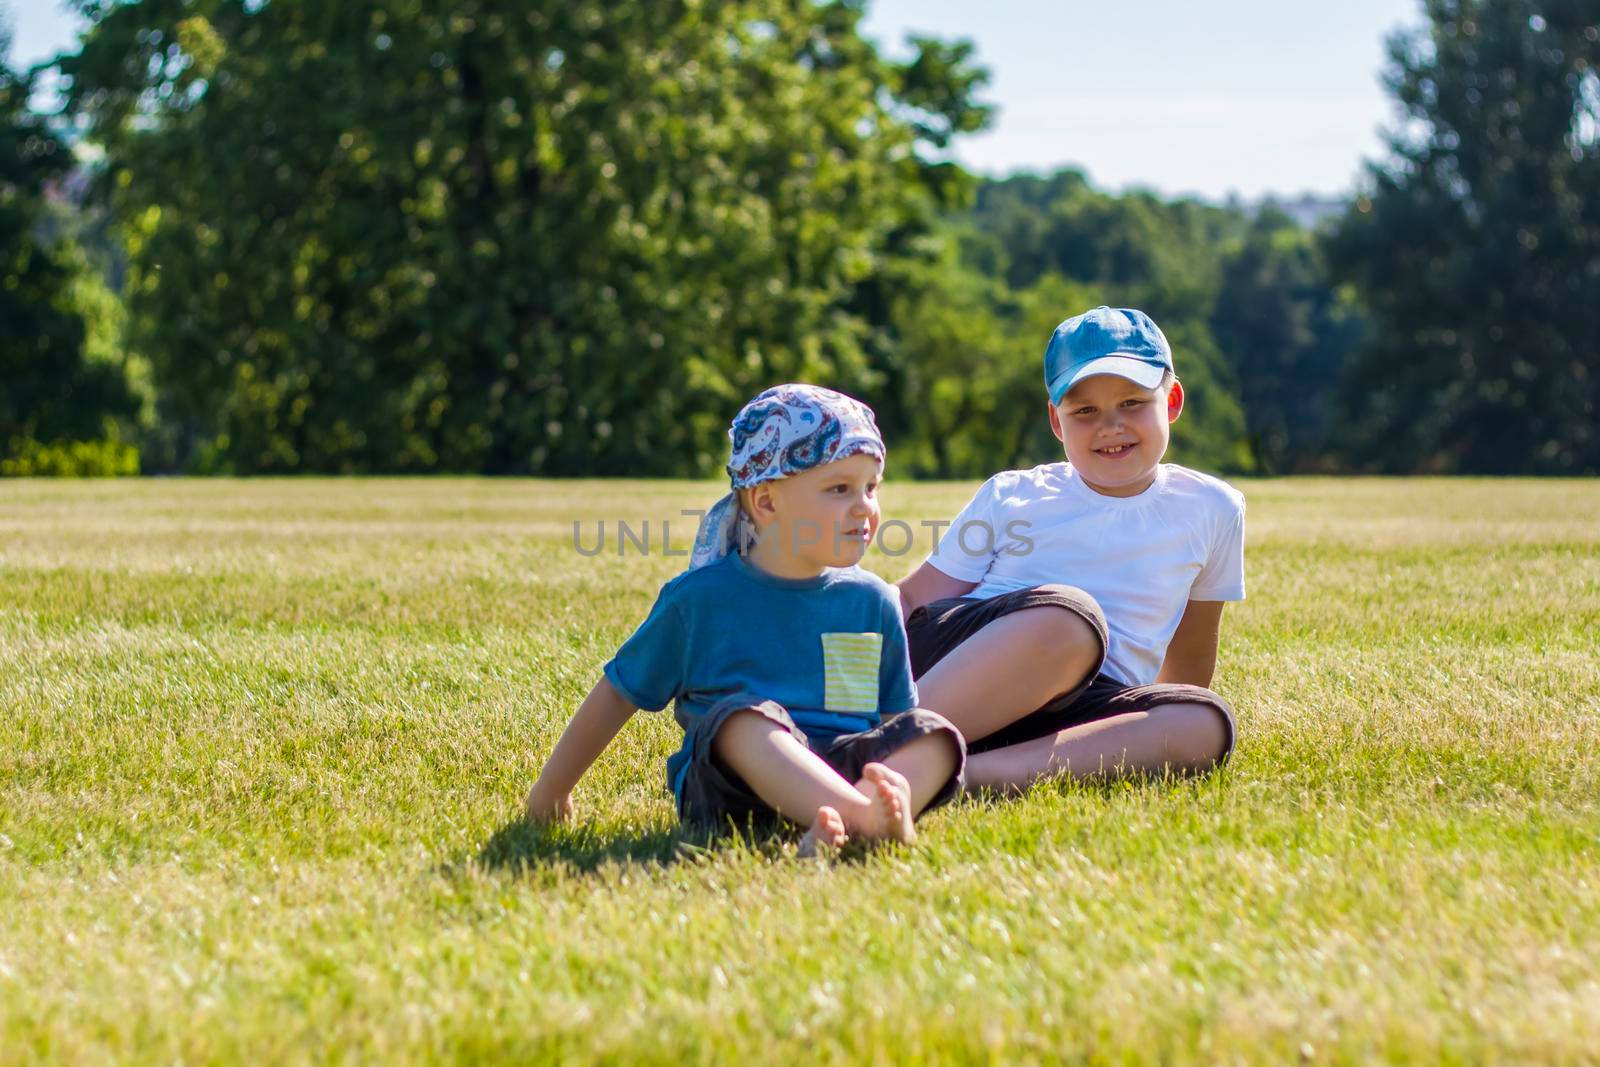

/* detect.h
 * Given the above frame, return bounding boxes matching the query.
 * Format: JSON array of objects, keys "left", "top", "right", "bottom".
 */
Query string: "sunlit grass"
[{"left": 2, "top": 477, "right": 1598, "bottom": 1063}]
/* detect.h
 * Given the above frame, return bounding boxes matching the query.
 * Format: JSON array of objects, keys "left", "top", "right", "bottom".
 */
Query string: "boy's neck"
[
  {"left": 745, "top": 532, "right": 829, "bottom": 581},
  {"left": 1079, "top": 470, "right": 1160, "bottom": 498}
]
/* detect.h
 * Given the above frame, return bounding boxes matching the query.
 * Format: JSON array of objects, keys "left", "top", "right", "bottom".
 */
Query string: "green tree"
[
  {"left": 62, "top": 0, "right": 990, "bottom": 474},
  {"left": 1211, "top": 206, "right": 1366, "bottom": 473},
  {"left": 1327, "top": 0, "right": 1600, "bottom": 473},
  {"left": 1, "top": 34, "right": 138, "bottom": 465}
]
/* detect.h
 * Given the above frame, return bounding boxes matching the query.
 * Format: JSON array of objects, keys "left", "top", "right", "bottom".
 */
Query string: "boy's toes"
[
  {"left": 873, "top": 775, "right": 905, "bottom": 820},
  {"left": 798, "top": 805, "right": 848, "bottom": 858},
  {"left": 862, "top": 762, "right": 908, "bottom": 795}
]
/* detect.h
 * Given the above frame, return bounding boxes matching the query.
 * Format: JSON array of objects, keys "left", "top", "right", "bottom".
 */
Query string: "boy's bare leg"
[
  {"left": 965, "top": 703, "right": 1231, "bottom": 793},
  {"left": 914, "top": 607, "right": 1101, "bottom": 743},
  {"left": 873, "top": 730, "right": 962, "bottom": 816},
  {"left": 713, "top": 710, "right": 910, "bottom": 842}
]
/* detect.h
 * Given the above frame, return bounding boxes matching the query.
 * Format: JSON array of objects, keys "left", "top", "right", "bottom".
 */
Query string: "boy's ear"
[
  {"left": 1046, "top": 398, "right": 1066, "bottom": 443},
  {"left": 1166, "top": 379, "right": 1185, "bottom": 424},
  {"left": 745, "top": 482, "right": 779, "bottom": 523}
]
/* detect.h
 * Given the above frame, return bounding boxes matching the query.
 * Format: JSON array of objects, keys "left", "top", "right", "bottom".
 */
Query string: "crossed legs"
[
  {"left": 913, "top": 602, "right": 1231, "bottom": 792},
  {"left": 710, "top": 709, "right": 961, "bottom": 851}
]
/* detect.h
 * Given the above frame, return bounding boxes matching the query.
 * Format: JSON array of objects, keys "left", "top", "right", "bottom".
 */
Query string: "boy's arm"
[
  {"left": 895, "top": 561, "right": 978, "bottom": 621},
  {"left": 1156, "top": 600, "right": 1225, "bottom": 688},
  {"left": 525, "top": 675, "right": 638, "bottom": 823}
]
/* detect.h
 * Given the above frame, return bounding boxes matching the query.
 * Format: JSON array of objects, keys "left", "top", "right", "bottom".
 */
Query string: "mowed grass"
[{"left": 2, "top": 477, "right": 1599, "bottom": 1064}]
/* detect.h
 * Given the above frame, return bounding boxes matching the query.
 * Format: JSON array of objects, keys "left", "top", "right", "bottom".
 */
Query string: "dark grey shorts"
[
  {"left": 905, "top": 583, "right": 1237, "bottom": 759},
  {"left": 676, "top": 695, "right": 967, "bottom": 830}
]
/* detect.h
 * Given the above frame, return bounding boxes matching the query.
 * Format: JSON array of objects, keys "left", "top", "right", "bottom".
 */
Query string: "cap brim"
[{"left": 1048, "top": 354, "right": 1167, "bottom": 404}]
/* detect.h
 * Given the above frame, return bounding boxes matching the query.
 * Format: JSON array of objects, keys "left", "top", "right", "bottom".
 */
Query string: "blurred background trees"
[
  {"left": 54, "top": 0, "right": 1006, "bottom": 475},
  {"left": 1325, "top": 0, "right": 1600, "bottom": 474},
  {"left": 2, "top": 0, "right": 1595, "bottom": 477},
  {"left": 1, "top": 24, "right": 140, "bottom": 474}
]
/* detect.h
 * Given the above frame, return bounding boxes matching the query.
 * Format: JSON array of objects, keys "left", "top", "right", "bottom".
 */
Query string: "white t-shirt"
[{"left": 924, "top": 462, "right": 1246, "bottom": 686}]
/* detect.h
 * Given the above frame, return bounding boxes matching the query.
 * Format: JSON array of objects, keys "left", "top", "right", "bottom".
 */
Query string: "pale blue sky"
[{"left": 5, "top": 0, "right": 1421, "bottom": 199}]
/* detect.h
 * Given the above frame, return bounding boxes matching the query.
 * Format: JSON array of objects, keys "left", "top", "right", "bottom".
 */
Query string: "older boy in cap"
[{"left": 896, "top": 306, "right": 1245, "bottom": 792}]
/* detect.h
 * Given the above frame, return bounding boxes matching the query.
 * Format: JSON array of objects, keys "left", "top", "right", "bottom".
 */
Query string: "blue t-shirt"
[{"left": 602, "top": 553, "right": 919, "bottom": 802}]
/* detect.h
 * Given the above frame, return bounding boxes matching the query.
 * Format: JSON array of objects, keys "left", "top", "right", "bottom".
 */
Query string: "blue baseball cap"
[{"left": 1044, "top": 306, "right": 1173, "bottom": 405}]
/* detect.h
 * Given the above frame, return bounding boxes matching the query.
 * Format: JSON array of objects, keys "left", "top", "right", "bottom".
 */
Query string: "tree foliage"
[
  {"left": 1327, "top": 0, "right": 1600, "bottom": 473},
  {"left": 14, "top": 1, "right": 1594, "bottom": 479},
  {"left": 62, "top": 0, "right": 991, "bottom": 474},
  {"left": 48, "top": 1, "right": 1365, "bottom": 481},
  {"left": 1, "top": 39, "right": 137, "bottom": 460},
  {"left": 1211, "top": 208, "right": 1366, "bottom": 473}
]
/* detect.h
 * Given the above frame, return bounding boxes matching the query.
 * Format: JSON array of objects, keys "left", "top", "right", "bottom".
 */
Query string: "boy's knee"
[
  {"left": 883, "top": 709, "right": 964, "bottom": 766},
  {"left": 1014, "top": 601, "right": 1100, "bottom": 651},
  {"left": 1031, "top": 584, "right": 1108, "bottom": 639},
  {"left": 916, "top": 710, "right": 965, "bottom": 762},
  {"left": 709, "top": 703, "right": 794, "bottom": 759},
  {"left": 1009, "top": 601, "right": 1102, "bottom": 692},
  {"left": 1150, "top": 700, "right": 1233, "bottom": 772}
]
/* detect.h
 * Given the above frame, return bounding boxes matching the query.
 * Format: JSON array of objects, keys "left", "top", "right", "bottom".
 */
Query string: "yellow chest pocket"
[{"left": 820, "top": 632, "right": 883, "bottom": 714}]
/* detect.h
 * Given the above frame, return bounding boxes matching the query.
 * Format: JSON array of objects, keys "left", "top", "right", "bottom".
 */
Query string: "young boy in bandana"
[
  {"left": 526, "top": 385, "right": 965, "bottom": 852},
  {"left": 897, "top": 307, "right": 1243, "bottom": 793}
]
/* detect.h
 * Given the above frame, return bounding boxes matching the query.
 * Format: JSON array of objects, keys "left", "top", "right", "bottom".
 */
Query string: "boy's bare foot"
[
  {"left": 856, "top": 763, "right": 916, "bottom": 845},
  {"left": 798, "top": 805, "right": 848, "bottom": 857}
]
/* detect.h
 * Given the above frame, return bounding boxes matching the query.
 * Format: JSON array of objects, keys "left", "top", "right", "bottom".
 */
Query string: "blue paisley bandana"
[{"left": 689, "top": 384, "right": 885, "bottom": 570}]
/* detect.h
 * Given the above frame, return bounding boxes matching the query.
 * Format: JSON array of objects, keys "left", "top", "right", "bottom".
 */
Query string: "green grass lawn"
[{"left": 3, "top": 477, "right": 1598, "bottom": 1064}]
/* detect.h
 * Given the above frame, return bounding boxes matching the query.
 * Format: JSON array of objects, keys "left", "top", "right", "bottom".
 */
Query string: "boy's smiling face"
[
  {"left": 743, "top": 452, "right": 883, "bottom": 574},
  {"left": 1049, "top": 374, "right": 1184, "bottom": 497}
]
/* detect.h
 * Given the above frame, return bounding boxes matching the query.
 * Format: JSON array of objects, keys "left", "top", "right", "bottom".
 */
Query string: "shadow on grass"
[
  {"left": 958, "top": 765, "right": 1233, "bottom": 807},
  {"left": 472, "top": 814, "right": 796, "bottom": 875},
  {"left": 470, "top": 770, "right": 1234, "bottom": 876}
]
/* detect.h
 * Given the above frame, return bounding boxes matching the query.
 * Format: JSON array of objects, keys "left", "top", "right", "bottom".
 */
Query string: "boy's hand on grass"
[
  {"left": 524, "top": 678, "right": 637, "bottom": 826},
  {"left": 524, "top": 785, "right": 575, "bottom": 825}
]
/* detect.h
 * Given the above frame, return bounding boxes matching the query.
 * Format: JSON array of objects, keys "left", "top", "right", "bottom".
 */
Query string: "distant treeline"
[{"left": 4, "top": 1, "right": 1596, "bottom": 477}]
